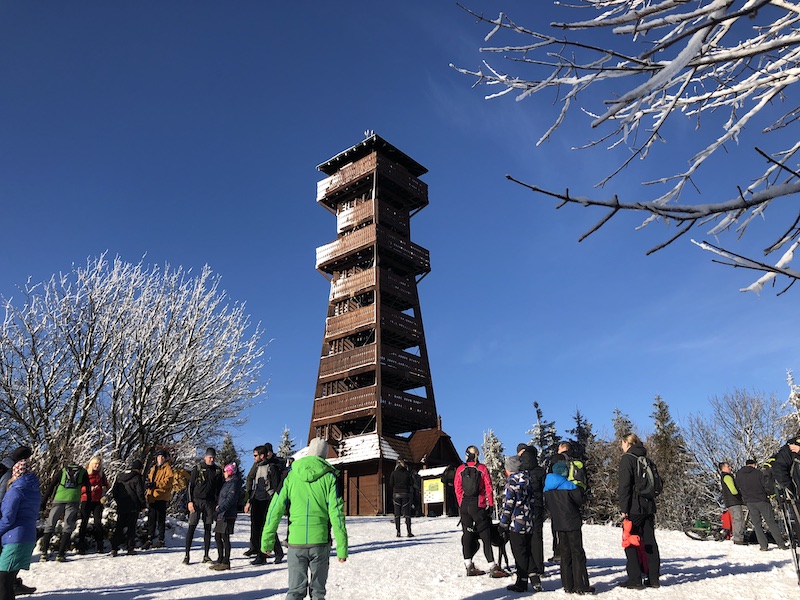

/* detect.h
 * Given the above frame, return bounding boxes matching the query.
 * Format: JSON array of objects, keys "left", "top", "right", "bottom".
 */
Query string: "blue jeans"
[{"left": 286, "top": 544, "right": 331, "bottom": 600}]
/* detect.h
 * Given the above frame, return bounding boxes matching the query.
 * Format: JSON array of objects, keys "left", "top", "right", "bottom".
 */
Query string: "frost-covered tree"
[
  {"left": 611, "top": 409, "right": 635, "bottom": 442},
  {"left": 686, "top": 388, "right": 785, "bottom": 473},
  {"left": 455, "top": 2, "right": 800, "bottom": 294},
  {"left": 277, "top": 426, "right": 296, "bottom": 459},
  {"left": 785, "top": 370, "right": 800, "bottom": 433},
  {"left": 527, "top": 401, "right": 559, "bottom": 467},
  {"left": 217, "top": 432, "right": 245, "bottom": 502},
  {"left": 0, "top": 255, "right": 266, "bottom": 492},
  {"left": 581, "top": 436, "right": 620, "bottom": 525},
  {"left": 482, "top": 429, "right": 505, "bottom": 519}
]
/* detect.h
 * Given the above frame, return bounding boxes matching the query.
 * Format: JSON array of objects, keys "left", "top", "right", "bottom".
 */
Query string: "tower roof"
[{"left": 317, "top": 134, "right": 428, "bottom": 177}]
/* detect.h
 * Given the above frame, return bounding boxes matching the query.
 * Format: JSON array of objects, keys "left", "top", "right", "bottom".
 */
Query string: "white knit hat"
[{"left": 308, "top": 438, "right": 329, "bottom": 458}]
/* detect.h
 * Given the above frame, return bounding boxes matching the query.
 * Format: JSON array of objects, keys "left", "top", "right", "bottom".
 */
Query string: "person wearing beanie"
[
  {"left": 77, "top": 456, "right": 109, "bottom": 554},
  {"left": 209, "top": 462, "right": 241, "bottom": 571},
  {"left": 544, "top": 461, "right": 593, "bottom": 595},
  {"left": 499, "top": 455, "right": 538, "bottom": 592},
  {"left": 455, "top": 445, "right": 503, "bottom": 578},
  {"left": 144, "top": 449, "right": 174, "bottom": 550},
  {"left": 244, "top": 442, "right": 285, "bottom": 566},
  {"left": 39, "top": 458, "right": 90, "bottom": 563},
  {"left": 0, "top": 448, "right": 36, "bottom": 596},
  {"left": 109, "top": 459, "right": 146, "bottom": 557},
  {"left": 389, "top": 459, "right": 416, "bottom": 538},
  {"left": 516, "top": 442, "right": 546, "bottom": 580},
  {"left": 183, "top": 447, "right": 223, "bottom": 564},
  {"left": 0, "top": 459, "right": 41, "bottom": 598},
  {"left": 261, "top": 437, "right": 347, "bottom": 600}
]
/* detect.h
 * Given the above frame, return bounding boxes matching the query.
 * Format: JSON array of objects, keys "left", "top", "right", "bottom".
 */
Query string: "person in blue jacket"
[
  {"left": 210, "top": 462, "right": 242, "bottom": 571},
  {"left": 0, "top": 458, "right": 41, "bottom": 599},
  {"left": 544, "top": 461, "right": 594, "bottom": 595}
]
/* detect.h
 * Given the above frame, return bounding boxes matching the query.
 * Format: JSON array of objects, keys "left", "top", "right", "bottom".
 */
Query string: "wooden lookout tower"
[{"left": 310, "top": 134, "right": 459, "bottom": 516}]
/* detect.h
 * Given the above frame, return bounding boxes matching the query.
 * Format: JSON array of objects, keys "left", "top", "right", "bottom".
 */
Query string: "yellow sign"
[{"left": 423, "top": 478, "right": 444, "bottom": 504}]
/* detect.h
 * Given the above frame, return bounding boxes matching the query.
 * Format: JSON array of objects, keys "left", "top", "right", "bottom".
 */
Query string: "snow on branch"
[{"left": 455, "top": 1, "right": 800, "bottom": 293}]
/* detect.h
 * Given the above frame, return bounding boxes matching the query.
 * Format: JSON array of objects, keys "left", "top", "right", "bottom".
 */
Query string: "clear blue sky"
[{"left": 1, "top": 1, "right": 797, "bottom": 460}]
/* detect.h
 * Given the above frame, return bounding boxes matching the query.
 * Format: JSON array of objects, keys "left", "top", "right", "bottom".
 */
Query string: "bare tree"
[
  {"left": 0, "top": 255, "right": 267, "bottom": 491},
  {"left": 685, "top": 388, "right": 786, "bottom": 473},
  {"left": 454, "top": 1, "right": 800, "bottom": 294}
]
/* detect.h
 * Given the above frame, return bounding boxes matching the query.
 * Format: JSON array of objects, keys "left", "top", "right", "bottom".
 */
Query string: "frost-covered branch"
[{"left": 455, "top": 1, "right": 800, "bottom": 293}]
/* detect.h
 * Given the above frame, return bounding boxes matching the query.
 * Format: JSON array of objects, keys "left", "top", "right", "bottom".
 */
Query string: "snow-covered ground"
[{"left": 22, "top": 514, "right": 797, "bottom": 598}]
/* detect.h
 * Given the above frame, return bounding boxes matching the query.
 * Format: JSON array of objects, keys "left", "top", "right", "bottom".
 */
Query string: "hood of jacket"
[
  {"left": 627, "top": 442, "right": 647, "bottom": 458},
  {"left": 1, "top": 456, "right": 14, "bottom": 470},
  {"left": 118, "top": 470, "right": 140, "bottom": 483},
  {"left": 291, "top": 455, "right": 336, "bottom": 483}
]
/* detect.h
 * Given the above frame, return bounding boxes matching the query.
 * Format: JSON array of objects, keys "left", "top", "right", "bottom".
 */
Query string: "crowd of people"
[
  {"left": 1, "top": 431, "right": 799, "bottom": 598},
  {"left": 447, "top": 431, "right": 800, "bottom": 595}
]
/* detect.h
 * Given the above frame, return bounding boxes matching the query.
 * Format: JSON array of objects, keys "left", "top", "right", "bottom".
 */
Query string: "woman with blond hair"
[
  {"left": 77, "top": 456, "right": 108, "bottom": 554},
  {"left": 618, "top": 433, "right": 661, "bottom": 590}
]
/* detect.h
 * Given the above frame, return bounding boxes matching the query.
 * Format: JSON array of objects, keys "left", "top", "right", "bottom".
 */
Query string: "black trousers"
[
  {"left": 147, "top": 500, "right": 168, "bottom": 543},
  {"left": 251, "top": 497, "right": 283, "bottom": 560},
  {"left": 185, "top": 499, "right": 214, "bottom": 556},
  {"left": 78, "top": 501, "right": 105, "bottom": 549},
  {"left": 509, "top": 531, "right": 532, "bottom": 580},
  {"left": 624, "top": 514, "right": 660, "bottom": 583},
  {"left": 459, "top": 499, "right": 494, "bottom": 564},
  {"left": 111, "top": 511, "right": 139, "bottom": 552},
  {"left": 558, "top": 529, "right": 590, "bottom": 593},
  {"left": 529, "top": 506, "right": 544, "bottom": 575}
]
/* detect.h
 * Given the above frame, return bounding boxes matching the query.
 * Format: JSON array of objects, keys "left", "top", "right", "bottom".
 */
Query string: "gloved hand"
[{"left": 497, "top": 523, "right": 509, "bottom": 542}]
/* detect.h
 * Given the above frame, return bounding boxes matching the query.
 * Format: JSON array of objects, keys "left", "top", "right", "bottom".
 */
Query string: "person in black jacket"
[
  {"left": 617, "top": 433, "right": 660, "bottom": 590},
  {"left": 735, "top": 459, "right": 788, "bottom": 551},
  {"left": 517, "top": 443, "right": 545, "bottom": 584},
  {"left": 389, "top": 459, "right": 415, "bottom": 538},
  {"left": 183, "top": 447, "right": 224, "bottom": 564},
  {"left": 244, "top": 443, "right": 285, "bottom": 566},
  {"left": 110, "top": 460, "right": 147, "bottom": 556},
  {"left": 719, "top": 461, "right": 745, "bottom": 544},
  {"left": 770, "top": 434, "right": 800, "bottom": 542}
]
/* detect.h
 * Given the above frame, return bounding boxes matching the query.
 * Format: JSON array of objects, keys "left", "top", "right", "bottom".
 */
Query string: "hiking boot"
[
  {"left": 55, "top": 554, "right": 67, "bottom": 563},
  {"left": 576, "top": 587, "right": 596, "bottom": 595},
  {"left": 644, "top": 578, "right": 660, "bottom": 588},
  {"left": 111, "top": 549, "right": 119, "bottom": 557},
  {"left": 14, "top": 580, "right": 36, "bottom": 595},
  {"left": 126, "top": 549, "right": 137, "bottom": 556},
  {"left": 530, "top": 575, "right": 543, "bottom": 592},
  {"left": 618, "top": 580, "right": 645, "bottom": 590},
  {"left": 243, "top": 548, "right": 256, "bottom": 557},
  {"left": 202, "top": 555, "right": 213, "bottom": 563},
  {"left": 153, "top": 540, "right": 164, "bottom": 549},
  {"left": 182, "top": 555, "right": 190, "bottom": 565},
  {"left": 39, "top": 553, "right": 49, "bottom": 563},
  {"left": 141, "top": 541, "right": 152, "bottom": 550},
  {"left": 396, "top": 531, "right": 401, "bottom": 538},
  {"left": 274, "top": 555, "right": 284, "bottom": 565},
  {"left": 250, "top": 556, "right": 267, "bottom": 566},
  {"left": 466, "top": 564, "right": 485, "bottom": 576},
  {"left": 489, "top": 565, "right": 509, "bottom": 578},
  {"left": 548, "top": 555, "right": 561, "bottom": 563},
  {"left": 210, "top": 562, "right": 230, "bottom": 571},
  {"left": 407, "top": 532, "right": 415, "bottom": 538},
  {"left": 506, "top": 580, "right": 528, "bottom": 592}
]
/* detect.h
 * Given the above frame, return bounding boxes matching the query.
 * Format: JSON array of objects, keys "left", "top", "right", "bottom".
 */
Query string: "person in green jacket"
[
  {"left": 39, "top": 461, "right": 90, "bottom": 562},
  {"left": 261, "top": 437, "right": 347, "bottom": 600}
]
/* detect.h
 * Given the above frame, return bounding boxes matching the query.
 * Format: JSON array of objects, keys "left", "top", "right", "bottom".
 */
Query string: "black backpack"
[
  {"left": 634, "top": 456, "right": 662, "bottom": 499},
  {"left": 460, "top": 464, "right": 482, "bottom": 498},
  {"left": 62, "top": 465, "right": 83, "bottom": 489}
]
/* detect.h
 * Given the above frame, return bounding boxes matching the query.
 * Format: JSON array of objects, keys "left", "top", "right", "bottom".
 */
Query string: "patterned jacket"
[{"left": 499, "top": 470, "right": 534, "bottom": 533}]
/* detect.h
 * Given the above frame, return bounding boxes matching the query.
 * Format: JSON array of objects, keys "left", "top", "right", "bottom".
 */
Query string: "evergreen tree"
[
  {"left": 217, "top": 432, "right": 246, "bottom": 501},
  {"left": 527, "top": 401, "right": 559, "bottom": 467},
  {"left": 481, "top": 429, "right": 505, "bottom": 519},
  {"left": 565, "top": 409, "right": 594, "bottom": 459},
  {"left": 581, "top": 436, "right": 620, "bottom": 525},
  {"left": 647, "top": 396, "right": 709, "bottom": 530},
  {"left": 612, "top": 408, "right": 634, "bottom": 441},
  {"left": 277, "top": 426, "right": 296, "bottom": 459}
]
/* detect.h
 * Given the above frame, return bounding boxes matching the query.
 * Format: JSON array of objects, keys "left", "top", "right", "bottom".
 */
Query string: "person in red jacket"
[
  {"left": 454, "top": 445, "right": 504, "bottom": 578},
  {"left": 78, "top": 456, "right": 109, "bottom": 554}
]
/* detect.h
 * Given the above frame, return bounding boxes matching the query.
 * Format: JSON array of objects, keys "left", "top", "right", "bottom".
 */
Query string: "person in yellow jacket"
[{"left": 143, "top": 450, "right": 174, "bottom": 549}]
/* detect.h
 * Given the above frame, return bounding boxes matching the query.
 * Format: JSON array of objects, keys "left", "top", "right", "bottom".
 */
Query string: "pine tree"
[
  {"left": 481, "top": 429, "right": 505, "bottom": 519},
  {"left": 217, "top": 432, "right": 246, "bottom": 500},
  {"left": 647, "top": 396, "right": 709, "bottom": 531},
  {"left": 786, "top": 370, "right": 800, "bottom": 434},
  {"left": 565, "top": 409, "right": 594, "bottom": 459},
  {"left": 612, "top": 408, "right": 634, "bottom": 440},
  {"left": 277, "top": 426, "right": 296, "bottom": 459},
  {"left": 527, "top": 401, "right": 559, "bottom": 467}
]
